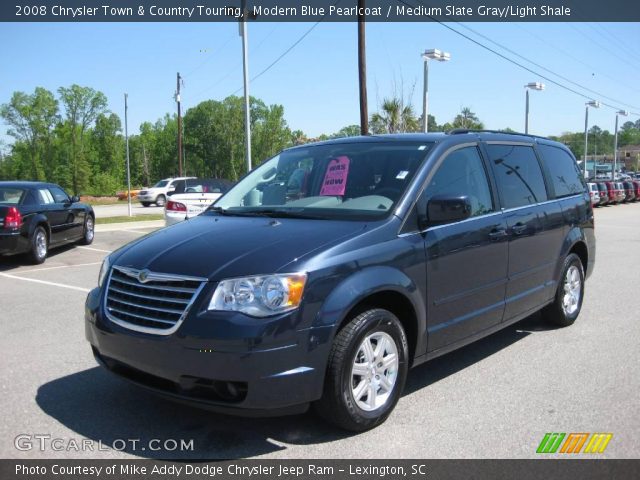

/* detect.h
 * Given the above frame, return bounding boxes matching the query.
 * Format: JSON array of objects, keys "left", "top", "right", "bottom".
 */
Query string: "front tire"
[
  {"left": 155, "top": 195, "right": 166, "bottom": 207},
  {"left": 543, "top": 253, "right": 584, "bottom": 327},
  {"left": 80, "top": 215, "right": 95, "bottom": 245},
  {"left": 141, "top": 202, "right": 151, "bottom": 207},
  {"left": 29, "top": 226, "right": 48, "bottom": 264},
  {"left": 315, "top": 308, "right": 409, "bottom": 432}
]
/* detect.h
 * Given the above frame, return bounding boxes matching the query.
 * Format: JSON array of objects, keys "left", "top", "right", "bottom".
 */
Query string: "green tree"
[
  {"left": 452, "top": 107, "right": 484, "bottom": 130},
  {"left": 57, "top": 85, "right": 108, "bottom": 194},
  {"left": 0, "top": 87, "right": 59, "bottom": 180},
  {"left": 331, "top": 125, "right": 361, "bottom": 138},
  {"left": 369, "top": 97, "right": 420, "bottom": 134}
]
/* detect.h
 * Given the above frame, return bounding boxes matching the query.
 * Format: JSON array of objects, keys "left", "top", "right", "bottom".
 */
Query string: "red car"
[
  {"left": 632, "top": 181, "right": 640, "bottom": 200},
  {"left": 604, "top": 182, "right": 618, "bottom": 204}
]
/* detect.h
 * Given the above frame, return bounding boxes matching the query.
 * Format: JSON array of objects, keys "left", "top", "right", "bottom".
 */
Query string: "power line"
[
  {"left": 397, "top": 0, "right": 639, "bottom": 116},
  {"left": 229, "top": 21, "right": 323, "bottom": 96},
  {"left": 227, "top": 0, "right": 342, "bottom": 96},
  {"left": 514, "top": 24, "right": 640, "bottom": 96},
  {"left": 453, "top": 22, "right": 640, "bottom": 111}
]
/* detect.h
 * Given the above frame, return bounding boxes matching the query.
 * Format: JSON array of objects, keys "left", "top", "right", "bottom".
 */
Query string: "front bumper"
[
  {"left": 84, "top": 287, "right": 332, "bottom": 415},
  {"left": 137, "top": 193, "right": 157, "bottom": 202}
]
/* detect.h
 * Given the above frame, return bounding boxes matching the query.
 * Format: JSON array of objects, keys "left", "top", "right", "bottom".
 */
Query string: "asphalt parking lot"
[{"left": 1, "top": 204, "right": 639, "bottom": 460}]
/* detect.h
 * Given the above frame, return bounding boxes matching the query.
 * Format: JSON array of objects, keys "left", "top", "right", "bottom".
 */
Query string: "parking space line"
[
  {"left": 16, "top": 262, "right": 102, "bottom": 274},
  {"left": 77, "top": 246, "right": 112, "bottom": 253},
  {"left": 0, "top": 272, "right": 90, "bottom": 293}
]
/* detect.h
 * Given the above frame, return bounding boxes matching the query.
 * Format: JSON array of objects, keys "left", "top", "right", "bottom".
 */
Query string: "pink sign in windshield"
[{"left": 320, "top": 156, "right": 350, "bottom": 196}]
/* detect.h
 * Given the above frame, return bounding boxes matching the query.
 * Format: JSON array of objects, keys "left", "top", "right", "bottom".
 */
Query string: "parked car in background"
[
  {"left": 604, "top": 182, "right": 617, "bottom": 204},
  {"left": 137, "top": 177, "right": 195, "bottom": 207},
  {"left": 0, "top": 181, "right": 94, "bottom": 264},
  {"left": 587, "top": 183, "right": 600, "bottom": 207},
  {"left": 622, "top": 181, "right": 636, "bottom": 202},
  {"left": 596, "top": 182, "right": 609, "bottom": 206},
  {"left": 615, "top": 182, "right": 627, "bottom": 203},
  {"left": 87, "top": 131, "right": 594, "bottom": 431},
  {"left": 164, "top": 178, "right": 233, "bottom": 226}
]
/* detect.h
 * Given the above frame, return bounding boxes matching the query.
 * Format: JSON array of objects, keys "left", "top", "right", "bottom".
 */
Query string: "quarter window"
[
  {"left": 538, "top": 144, "right": 586, "bottom": 198},
  {"left": 423, "top": 146, "right": 494, "bottom": 218},
  {"left": 487, "top": 145, "right": 548, "bottom": 209}
]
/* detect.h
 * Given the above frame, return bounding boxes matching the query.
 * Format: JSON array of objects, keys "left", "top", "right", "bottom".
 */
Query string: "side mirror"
[
  {"left": 167, "top": 191, "right": 174, "bottom": 196},
  {"left": 421, "top": 195, "right": 472, "bottom": 228},
  {"left": 70, "top": 195, "right": 80, "bottom": 203}
]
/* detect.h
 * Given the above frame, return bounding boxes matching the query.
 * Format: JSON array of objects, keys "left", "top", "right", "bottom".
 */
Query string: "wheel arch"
[{"left": 314, "top": 266, "right": 426, "bottom": 366}]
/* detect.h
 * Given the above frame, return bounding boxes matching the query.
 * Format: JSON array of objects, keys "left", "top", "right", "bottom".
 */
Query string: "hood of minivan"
[{"left": 112, "top": 214, "right": 368, "bottom": 280}]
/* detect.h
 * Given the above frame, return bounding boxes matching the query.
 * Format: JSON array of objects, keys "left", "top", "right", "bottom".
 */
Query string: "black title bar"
[{"left": 3, "top": 0, "right": 640, "bottom": 22}]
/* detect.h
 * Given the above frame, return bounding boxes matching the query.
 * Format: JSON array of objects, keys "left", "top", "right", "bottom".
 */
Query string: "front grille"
[{"left": 105, "top": 266, "right": 205, "bottom": 334}]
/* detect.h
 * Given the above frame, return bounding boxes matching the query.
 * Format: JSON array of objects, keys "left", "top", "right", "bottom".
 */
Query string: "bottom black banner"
[{"left": 1, "top": 459, "right": 638, "bottom": 480}]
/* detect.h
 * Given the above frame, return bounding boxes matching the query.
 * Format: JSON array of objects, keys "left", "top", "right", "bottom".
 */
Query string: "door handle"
[
  {"left": 512, "top": 223, "right": 527, "bottom": 235},
  {"left": 488, "top": 228, "right": 508, "bottom": 241}
]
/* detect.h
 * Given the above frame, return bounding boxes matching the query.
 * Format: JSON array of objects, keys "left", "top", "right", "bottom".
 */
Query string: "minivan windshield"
[
  {"left": 153, "top": 180, "right": 169, "bottom": 188},
  {"left": 210, "top": 141, "right": 433, "bottom": 220}
]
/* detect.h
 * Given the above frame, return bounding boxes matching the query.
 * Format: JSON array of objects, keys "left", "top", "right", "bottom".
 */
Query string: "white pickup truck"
[{"left": 137, "top": 177, "right": 195, "bottom": 207}]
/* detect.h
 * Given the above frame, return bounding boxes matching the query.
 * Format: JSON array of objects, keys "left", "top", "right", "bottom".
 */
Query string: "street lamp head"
[
  {"left": 617, "top": 110, "right": 629, "bottom": 116},
  {"left": 423, "top": 48, "right": 451, "bottom": 61},
  {"left": 525, "top": 82, "right": 545, "bottom": 91},
  {"left": 586, "top": 100, "right": 600, "bottom": 108}
]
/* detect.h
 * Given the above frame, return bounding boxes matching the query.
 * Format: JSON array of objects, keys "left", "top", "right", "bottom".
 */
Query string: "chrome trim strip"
[
  {"left": 110, "top": 276, "right": 199, "bottom": 294},
  {"left": 108, "top": 286, "right": 191, "bottom": 304},
  {"left": 116, "top": 265, "right": 206, "bottom": 283},
  {"left": 106, "top": 306, "right": 177, "bottom": 325},
  {"left": 107, "top": 297, "right": 185, "bottom": 315}
]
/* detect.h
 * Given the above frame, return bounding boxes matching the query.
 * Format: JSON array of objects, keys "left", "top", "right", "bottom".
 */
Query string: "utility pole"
[
  {"left": 240, "top": 0, "right": 252, "bottom": 172},
  {"left": 124, "top": 93, "right": 132, "bottom": 217},
  {"left": 176, "top": 72, "right": 183, "bottom": 177},
  {"left": 357, "top": 0, "right": 368, "bottom": 135}
]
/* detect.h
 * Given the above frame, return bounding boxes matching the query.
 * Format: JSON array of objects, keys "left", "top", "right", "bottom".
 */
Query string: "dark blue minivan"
[{"left": 85, "top": 131, "right": 595, "bottom": 431}]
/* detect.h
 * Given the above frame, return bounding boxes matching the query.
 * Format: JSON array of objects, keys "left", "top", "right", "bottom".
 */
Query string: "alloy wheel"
[{"left": 350, "top": 331, "right": 399, "bottom": 412}]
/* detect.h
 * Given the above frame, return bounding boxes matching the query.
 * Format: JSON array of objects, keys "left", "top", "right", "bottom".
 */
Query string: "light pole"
[
  {"left": 613, "top": 110, "right": 629, "bottom": 181},
  {"left": 524, "top": 82, "right": 545, "bottom": 134},
  {"left": 124, "top": 93, "right": 132, "bottom": 217},
  {"left": 422, "top": 49, "right": 450, "bottom": 133},
  {"left": 240, "top": 0, "right": 251, "bottom": 173},
  {"left": 583, "top": 100, "right": 600, "bottom": 179}
]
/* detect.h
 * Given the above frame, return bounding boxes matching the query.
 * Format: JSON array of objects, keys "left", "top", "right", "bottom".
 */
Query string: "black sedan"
[{"left": 0, "top": 181, "right": 95, "bottom": 264}]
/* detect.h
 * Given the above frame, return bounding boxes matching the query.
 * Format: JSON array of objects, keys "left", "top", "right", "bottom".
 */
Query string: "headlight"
[
  {"left": 208, "top": 273, "right": 307, "bottom": 317},
  {"left": 98, "top": 255, "right": 111, "bottom": 287}
]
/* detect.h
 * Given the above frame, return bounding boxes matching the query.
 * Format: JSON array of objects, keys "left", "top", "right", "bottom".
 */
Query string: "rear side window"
[
  {"left": 423, "top": 146, "right": 494, "bottom": 218},
  {"left": 486, "top": 144, "right": 548, "bottom": 209},
  {"left": 538, "top": 144, "right": 585, "bottom": 198},
  {"left": 0, "top": 188, "right": 25, "bottom": 204}
]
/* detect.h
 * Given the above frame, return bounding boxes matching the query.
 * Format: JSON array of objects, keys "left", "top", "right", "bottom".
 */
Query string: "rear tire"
[
  {"left": 80, "top": 215, "right": 95, "bottom": 245},
  {"left": 155, "top": 195, "right": 166, "bottom": 207},
  {"left": 543, "top": 253, "right": 584, "bottom": 327},
  {"left": 314, "top": 308, "right": 409, "bottom": 432},
  {"left": 29, "top": 226, "right": 48, "bottom": 265}
]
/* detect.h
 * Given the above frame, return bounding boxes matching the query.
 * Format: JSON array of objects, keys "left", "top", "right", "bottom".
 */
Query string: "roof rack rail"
[{"left": 446, "top": 128, "right": 549, "bottom": 140}]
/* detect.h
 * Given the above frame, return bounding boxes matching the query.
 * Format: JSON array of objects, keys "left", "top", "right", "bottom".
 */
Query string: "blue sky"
[{"left": 1, "top": 21, "right": 639, "bottom": 145}]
